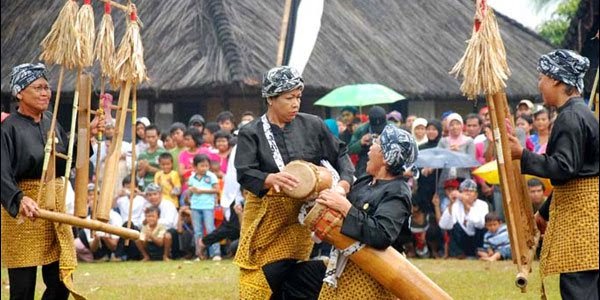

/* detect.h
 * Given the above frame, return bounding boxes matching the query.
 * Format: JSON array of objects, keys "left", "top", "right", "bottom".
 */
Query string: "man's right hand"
[{"left": 19, "top": 196, "right": 39, "bottom": 220}]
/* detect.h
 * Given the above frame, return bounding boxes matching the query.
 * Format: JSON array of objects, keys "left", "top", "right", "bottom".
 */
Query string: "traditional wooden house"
[{"left": 1, "top": 0, "right": 552, "bottom": 132}]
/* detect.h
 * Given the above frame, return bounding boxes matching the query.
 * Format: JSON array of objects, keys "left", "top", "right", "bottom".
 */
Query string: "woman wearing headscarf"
[
  {"left": 1, "top": 63, "right": 103, "bottom": 299},
  {"left": 413, "top": 119, "right": 442, "bottom": 213},
  {"left": 314, "top": 124, "right": 416, "bottom": 299},
  {"left": 437, "top": 113, "right": 475, "bottom": 185},
  {"left": 234, "top": 66, "right": 355, "bottom": 299},
  {"left": 411, "top": 117, "right": 428, "bottom": 146}
]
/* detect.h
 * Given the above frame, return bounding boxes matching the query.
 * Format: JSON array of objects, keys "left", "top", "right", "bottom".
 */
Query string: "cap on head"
[{"left": 459, "top": 179, "right": 478, "bottom": 192}]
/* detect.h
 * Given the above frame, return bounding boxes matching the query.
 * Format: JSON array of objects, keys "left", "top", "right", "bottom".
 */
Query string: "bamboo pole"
[
  {"left": 38, "top": 209, "right": 139, "bottom": 240},
  {"left": 97, "top": 81, "right": 132, "bottom": 221},
  {"left": 276, "top": 0, "right": 293, "bottom": 65},
  {"left": 125, "top": 86, "right": 138, "bottom": 246},
  {"left": 62, "top": 69, "right": 81, "bottom": 207},
  {"left": 38, "top": 67, "right": 66, "bottom": 210},
  {"left": 74, "top": 73, "right": 92, "bottom": 217}
]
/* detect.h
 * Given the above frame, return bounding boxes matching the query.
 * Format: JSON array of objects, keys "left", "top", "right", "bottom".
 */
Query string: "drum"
[
  {"left": 282, "top": 160, "right": 333, "bottom": 201},
  {"left": 304, "top": 203, "right": 452, "bottom": 300}
]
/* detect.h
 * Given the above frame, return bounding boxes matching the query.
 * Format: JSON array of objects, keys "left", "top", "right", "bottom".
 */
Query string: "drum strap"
[{"left": 323, "top": 241, "right": 365, "bottom": 288}]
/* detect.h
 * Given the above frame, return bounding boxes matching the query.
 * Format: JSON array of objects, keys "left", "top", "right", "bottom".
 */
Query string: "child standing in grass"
[
  {"left": 135, "top": 206, "right": 169, "bottom": 261},
  {"left": 154, "top": 152, "right": 182, "bottom": 208},
  {"left": 477, "top": 212, "right": 511, "bottom": 261},
  {"left": 188, "top": 154, "right": 221, "bottom": 260}
]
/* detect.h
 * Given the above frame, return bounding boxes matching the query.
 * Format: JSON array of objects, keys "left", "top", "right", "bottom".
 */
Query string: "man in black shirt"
[{"left": 509, "top": 49, "right": 598, "bottom": 300}]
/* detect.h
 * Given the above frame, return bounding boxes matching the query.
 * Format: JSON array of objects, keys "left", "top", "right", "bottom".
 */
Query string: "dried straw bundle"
[
  {"left": 40, "top": 0, "right": 80, "bottom": 69},
  {"left": 76, "top": 0, "right": 95, "bottom": 67},
  {"left": 449, "top": 0, "right": 510, "bottom": 100},
  {"left": 95, "top": 2, "right": 115, "bottom": 79},
  {"left": 113, "top": 10, "right": 148, "bottom": 85}
]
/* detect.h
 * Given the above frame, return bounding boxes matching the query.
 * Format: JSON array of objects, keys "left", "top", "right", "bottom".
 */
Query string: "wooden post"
[
  {"left": 276, "top": 0, "right": 293, "bottom": 65},
  {"left": 74, "top": 74, "right": 92, "bottom": 217}
]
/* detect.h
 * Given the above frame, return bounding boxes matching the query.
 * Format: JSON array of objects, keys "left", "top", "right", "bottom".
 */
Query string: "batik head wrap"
[
  {"left": 10, "top": 63, "right": 48, "bottom": 96},
  {"left": 261, "top": 66, "right": 304, "bottom": 98},
  {"left": 379, "top": 124, "right": 418, "bottom": 175},
  {"left": 537, "top": 49, "right": 590, "bottom": 93}
]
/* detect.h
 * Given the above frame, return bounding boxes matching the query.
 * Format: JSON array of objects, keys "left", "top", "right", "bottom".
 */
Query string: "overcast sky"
[{"left": 488, "top": 0, "right": 561, "bottom": 30}]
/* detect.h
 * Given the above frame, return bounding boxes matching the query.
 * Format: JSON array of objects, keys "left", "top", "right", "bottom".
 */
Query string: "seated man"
[
  {"left": 176, "top": 205, "right": 195, "bottom": 259},
  {"left": 477, "top": 212, "right": 511, "bottom": 261},
  {"left": 135, "top": 206, "right": 171, "bottom": 261},
  {"left": 438, "top": 179, "right": 489, "bottom": 258},
  {"left": 527, "top": 178, "right": 547, "bottom": 213}
]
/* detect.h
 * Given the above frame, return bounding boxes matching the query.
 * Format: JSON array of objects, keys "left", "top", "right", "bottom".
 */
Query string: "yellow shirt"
[{"left": 154, "top": 170, "right": 182, "bottom": 207}]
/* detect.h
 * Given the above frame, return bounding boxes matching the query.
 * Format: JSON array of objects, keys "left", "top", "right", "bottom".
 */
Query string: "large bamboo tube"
[
  {"left": 37, "top": 209, "right": 139, "bottom": 240},
  {"left": 97, "top": 81, "right": 132, "bottom": 221},
  {"left": 305, "top": 203, "right": 452, "bottom": 300},
  {"left": 74, "top": 74, "right": 92, "bottom": 217}
]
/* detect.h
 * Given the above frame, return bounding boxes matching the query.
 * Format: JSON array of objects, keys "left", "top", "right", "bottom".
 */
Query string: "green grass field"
[{"left": 1, "top": 259, "right": 560, "bottom": 299}]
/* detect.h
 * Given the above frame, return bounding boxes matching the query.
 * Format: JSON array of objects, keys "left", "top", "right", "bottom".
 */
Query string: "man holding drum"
[{"left": 234, "top": 66, "right": 355, "bottom": 299}]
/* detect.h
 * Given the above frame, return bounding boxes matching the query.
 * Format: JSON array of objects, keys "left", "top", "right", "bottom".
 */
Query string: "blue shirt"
[
  {"left": 188, "top": 171, "right": 218, "bottom": 210},
  {"left": 483, "top": 224, "right": 510, "bottom": 252}
]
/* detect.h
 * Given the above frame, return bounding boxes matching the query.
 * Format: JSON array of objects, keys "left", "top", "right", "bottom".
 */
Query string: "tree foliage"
[{"left": 536, "top": 0, "right": 581, "bottom": 46}]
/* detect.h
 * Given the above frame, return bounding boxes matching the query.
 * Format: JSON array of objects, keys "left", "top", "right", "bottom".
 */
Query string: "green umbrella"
[{"left": 314, "top": 84, "right": 406, "bottom": 107}]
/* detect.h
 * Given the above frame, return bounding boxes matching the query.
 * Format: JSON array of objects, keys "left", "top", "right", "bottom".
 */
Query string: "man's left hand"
[{"left": 316, "top": 189, "right": 352, "bottom": 217}]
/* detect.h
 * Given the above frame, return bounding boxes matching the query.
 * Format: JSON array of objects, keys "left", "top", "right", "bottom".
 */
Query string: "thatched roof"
[{"left": 1, "top": 0, "right": 552, "bottom": 101}]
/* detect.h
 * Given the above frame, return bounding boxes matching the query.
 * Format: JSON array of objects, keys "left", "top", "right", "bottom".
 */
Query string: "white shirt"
[
  {"left": 439, "top": 199, "right": 489, "bottom": 236},
  {"left": 115, "top": 194, "right": 148, "bottom": 228},
  {"left": 84, "top": 210, "right": 123, "bottom": 241},
  {"left": 473, "top": 134, "right": 486, "bottom": 145},
  {"left": 145, "top": 199, "right": 178, "bottom": 230},
  {"left": 221, "top": 146, "right": 245, "bottom": 221}
]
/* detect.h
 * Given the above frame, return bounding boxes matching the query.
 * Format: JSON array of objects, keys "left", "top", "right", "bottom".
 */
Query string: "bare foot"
[
  {"left": 163, "top": 256, "right": 171, "bottom": 262},
  {"left": 142, "top": 257, "right": 150, "bottom": 262}
]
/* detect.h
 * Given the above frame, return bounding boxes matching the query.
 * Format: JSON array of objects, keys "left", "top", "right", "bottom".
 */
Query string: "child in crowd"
[
  {"left": 135, "top": 206, "right": 170, "bottom": 261},
  {"left": 432, "top": 178, "right": 461, "bottom": 258},
  {"left": 477, "top": 212, "right": 511, "bottom": 261},
  {"left": 176, "top": 205, "right": 196, "bottom": 259},
  {"left": 154, "top": 152, "right": 182, "bottom": 208},
  {"left": 210, "top": 159, "right": 225, "bottom": 228},
  {"left": 188, "top": 154, "right": 221, "bottom": 260}
]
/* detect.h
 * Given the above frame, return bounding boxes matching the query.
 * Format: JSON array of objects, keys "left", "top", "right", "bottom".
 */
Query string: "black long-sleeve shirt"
[
  {"left": 341, "top": 175, "right": 412, "bottom": 250},
  {"left": 520, "top": 97, "right": 599, "bottom": 185},
  {"left": 1, "top": 111, "right": 70, "bottom": 217},
  {"left": 235, "top": 112, "right": 355, "bottom": 197}
]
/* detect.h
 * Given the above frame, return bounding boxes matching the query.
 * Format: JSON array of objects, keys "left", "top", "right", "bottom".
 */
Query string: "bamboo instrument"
[
  {"left": 37, "top": 209, "right": 139, "bottom": 240},
  {"left": 37, "top": 0, "right": 80, "bottom": 209},
  {"left": 125, "top": 87, "right": 138, "bottom": 246},
  {"left": 451, "top": 0, "right": 537, "bottom": 292},
  {"left": 74, "top": 74, "right": 92, "bottom": 217},
  {"left": 305, "top": 203, "right": 452, "bottom": 300},
  {"left": 62, "top": 69, "right": 81, "bottom": 205},
  {"left": 276, "top": 0, "right": 293, "bottom": 65},
  {"left": 92, "top": 94, "right": 113, "bottom": 220}
]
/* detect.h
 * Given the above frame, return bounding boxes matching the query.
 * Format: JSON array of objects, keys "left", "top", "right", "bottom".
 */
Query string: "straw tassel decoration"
[
  {"left": 40, "top": 0, "right": 80, "bottom": 69},
  {"left": 95, "top": 1, "right": 115, "bottom": 79},
  {"left": 449, "top": 0, "right": 510, "bottom": 100},
  {"left": 113, "top": 6, "right": 148, "bottom": 85},
  {"left": 76, "top": 0, "right": 95, "bottom": 68}
]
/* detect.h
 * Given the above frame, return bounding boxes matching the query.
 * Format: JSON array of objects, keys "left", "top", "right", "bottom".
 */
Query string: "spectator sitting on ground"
[
  {"left": 438, "top": 179, "right": 489, "bottom": 258},
  {"left": 143, "top": 183, "right": 179, "bottom": 259},
  {"left": 75, "top": 183, "right": 122, "bottom": 262},
  {"left": 135, "top": 206, "right": 170, "bottom": 261},
  {"left": 527, "top": 178, "right": 547, "bottom": 213},
  {"left": 406, "top": 201, "right": 443, "bottom": 258},
  {"left": 176, "top": 205, "right": 196, "bottom": 259},
  {"left": 112, "top": 176, "right": 147, "bottom": 261},
  {"left": 477, "top": 212, "right": 511, "bottom": 261}
]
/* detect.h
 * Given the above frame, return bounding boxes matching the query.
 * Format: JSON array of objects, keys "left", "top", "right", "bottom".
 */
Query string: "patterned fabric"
[
  {"left": 537, "top": 49, "right": 590, "bottom": 93},
  {"left": 459, "top": 179, "right": 478, "bottom": 191},
  {"left": 540, "top": 176, "right": 598, "bottom": 276},
  {"left": 323, "top": 241, "right": 365, "bottom": 287},
  {"left": 10, "top": 63, "right": 47, "bottom": 96},
  {"left": 319, "top": 260, "right": 394, "bottom": 300},
  {"left": 1, "top": 179, "right": 85, "bottom": 299},
  {"left": 379, "top": 124, "right": 418, "bottom": 175},
  {"left": 234, "top": 191, "right": 313, "bottom": 299},
  {"left": 261, "top": 114, "right": 286, "bottom": 170},
  {"left": 261, "top": 66, "right": 304, "bottom": 98}
]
